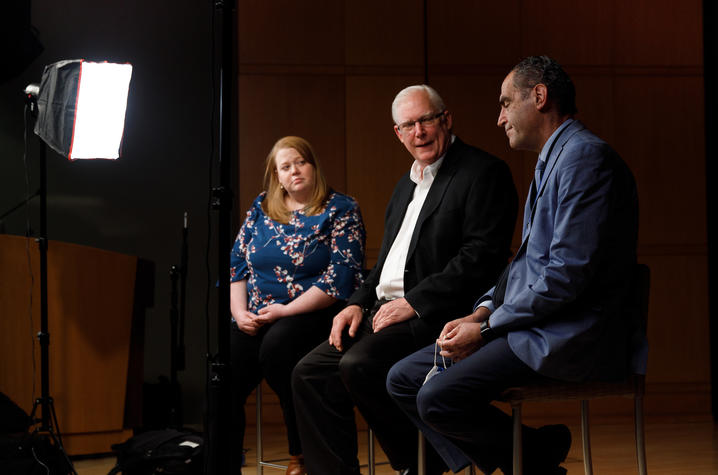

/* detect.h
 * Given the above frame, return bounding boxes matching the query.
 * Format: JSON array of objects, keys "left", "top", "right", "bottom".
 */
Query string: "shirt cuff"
[{"left": 474, "top": 299, "right": 495, "bottom": 313}]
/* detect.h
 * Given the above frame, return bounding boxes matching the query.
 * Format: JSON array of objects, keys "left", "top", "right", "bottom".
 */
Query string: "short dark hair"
[{"left": 511, "top": 56, "right": 577, "bottom": 116}]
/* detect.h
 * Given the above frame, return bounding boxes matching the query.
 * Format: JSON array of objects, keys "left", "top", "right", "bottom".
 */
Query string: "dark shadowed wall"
[{"left": 0, "top": 0, "right": 218, "bottom": 438}]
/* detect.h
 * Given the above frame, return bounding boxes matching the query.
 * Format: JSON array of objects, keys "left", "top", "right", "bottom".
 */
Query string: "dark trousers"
[
  {"left": 229, "top": 302, "right": 341, "bottom": 473},
  {"left": 386, "top": 337, "right": 553, "bottom": 475},
  {"left": 291, "top": 302, "right": 446, "bottom": 475}
]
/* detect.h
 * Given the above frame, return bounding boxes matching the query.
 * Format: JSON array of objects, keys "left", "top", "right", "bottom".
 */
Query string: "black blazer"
[{"left": 348, "top": 137, "right": 518, "bottom": 330}]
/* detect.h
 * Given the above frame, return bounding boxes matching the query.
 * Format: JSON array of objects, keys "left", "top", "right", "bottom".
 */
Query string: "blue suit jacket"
[{"left": 484, "top": 120, "right": 640, "bottom": 382}]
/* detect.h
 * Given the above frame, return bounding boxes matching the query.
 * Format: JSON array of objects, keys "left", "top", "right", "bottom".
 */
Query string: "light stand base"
[{"left": 29, "top": 396, "right": 77, "bottom": 475}]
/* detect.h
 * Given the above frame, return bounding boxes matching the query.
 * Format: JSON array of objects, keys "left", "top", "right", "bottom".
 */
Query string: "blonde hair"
[{"left": 263, "top": 136, "right": 329, "bottom": 223}]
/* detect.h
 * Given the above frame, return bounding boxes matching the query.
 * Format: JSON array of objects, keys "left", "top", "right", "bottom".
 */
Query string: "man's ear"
[
  {"left": 394, "top": 124, "right": 403, "bottom": 141},
  {"left": 444, "top": 111, "right": 453, "bottom": 130},
  {"left": 534, "top": 84, "right": 549, "bottom": 111}
]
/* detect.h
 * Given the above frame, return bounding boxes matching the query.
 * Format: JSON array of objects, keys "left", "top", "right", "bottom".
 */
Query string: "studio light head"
[{"left": 27, "top": 59, "right": 133, "bottom": 160}]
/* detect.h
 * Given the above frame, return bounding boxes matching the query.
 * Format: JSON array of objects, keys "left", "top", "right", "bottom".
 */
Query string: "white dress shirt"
[{"left": 375, "top": 138, "right": 454, "bottom": 301}]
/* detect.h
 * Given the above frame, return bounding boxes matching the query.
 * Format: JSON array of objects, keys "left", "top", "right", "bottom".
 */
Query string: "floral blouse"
[{"left": 230, "top": 191, "right": 366, "bottom": 312}]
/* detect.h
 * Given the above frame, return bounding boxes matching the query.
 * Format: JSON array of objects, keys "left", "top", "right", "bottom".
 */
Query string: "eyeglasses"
[{"left": 396, "top": 111, "right": 446, "bottom": 134}]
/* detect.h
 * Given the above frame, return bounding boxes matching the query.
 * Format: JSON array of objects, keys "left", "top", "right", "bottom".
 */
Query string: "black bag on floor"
[{"left": 107, "top": 429, "right": 203, "bottom": 475}]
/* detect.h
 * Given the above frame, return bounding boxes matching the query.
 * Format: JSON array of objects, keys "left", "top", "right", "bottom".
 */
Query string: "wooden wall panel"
[
  {"left": 0, "top": 235, "right": 137, "bottom": 454},
  {"left": 641, "top": 255, "right": 710, "bottom": 383},
  {"left": 237, "top": 75, "right": 346, "bottom": 214},
  {"left": 238, "top": 0, "right": 344, "bottom": 65},
  {"left": 345, "top": 1, "right": 424, "bottom": 66},
  {"left": 520, "top": 1, "right": 614, "bottom": 65},
  {"left": 427, "top": 0, "right": 521, "bottom": 66},
  {"left": 345, "top": 75, "right": 423, "bottom": 263},
  {"left": 612, "top": 76, "right": 706, "bottom": 247},
  {"left": 614, "top": 0, "right": 703, "bottom": 66},
  {"left": 570, "top": 74, "right": 617, "bottom": 145}
]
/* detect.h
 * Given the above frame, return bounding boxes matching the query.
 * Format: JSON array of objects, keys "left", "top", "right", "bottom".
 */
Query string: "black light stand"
[
  {"left": 203, "top": 0, "right": 235, "bottom": 473},
  {"left": 168, "top": 212, "right": 189, "bottom": 428},
  {"left": 24, "top": 91, "right": 77, "bottom": 475}
]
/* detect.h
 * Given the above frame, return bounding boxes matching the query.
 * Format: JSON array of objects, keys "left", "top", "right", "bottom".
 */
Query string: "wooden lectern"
[{"left": 0, "top": 234, "right": 152, "bottom": 455}]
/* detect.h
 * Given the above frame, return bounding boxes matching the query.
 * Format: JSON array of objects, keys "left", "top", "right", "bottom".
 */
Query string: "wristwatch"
[{"left": 479, "top": 319, "right": 497, "bottom": 342}]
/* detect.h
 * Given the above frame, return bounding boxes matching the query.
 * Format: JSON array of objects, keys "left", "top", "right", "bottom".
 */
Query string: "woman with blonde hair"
[{"left": 229, "top": 136, "right": 365, "bottom": 474}]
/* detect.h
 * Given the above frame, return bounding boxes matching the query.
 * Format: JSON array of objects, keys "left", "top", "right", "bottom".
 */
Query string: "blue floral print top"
[{"left": 230, "top": 191, "right": 366, "bottom": 312}]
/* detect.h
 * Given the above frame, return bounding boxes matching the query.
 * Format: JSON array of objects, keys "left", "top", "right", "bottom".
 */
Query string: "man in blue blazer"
[{"left": 387, "top": 56, "right": 639, "bottom": 474}]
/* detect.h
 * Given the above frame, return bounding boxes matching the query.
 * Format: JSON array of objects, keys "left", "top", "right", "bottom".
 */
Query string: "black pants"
[
  {"left": 291, "top": 302, "right": 445, "bottom": 475},
  {"left": 229, "top": 302, "right": 341, "bottom": 472}
]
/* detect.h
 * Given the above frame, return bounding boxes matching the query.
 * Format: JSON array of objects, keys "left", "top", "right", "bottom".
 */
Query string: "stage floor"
[{"left": 74, "top": 419, "right": 718, "bottom": 474}]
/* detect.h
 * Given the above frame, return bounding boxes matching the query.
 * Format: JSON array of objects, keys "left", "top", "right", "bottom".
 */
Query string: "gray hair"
[
  {"left": 391, "top": 85, "right": 446, "bottom": 124},
  {"left": 511, "top": 56, "right": 577, "bottom": 116}
]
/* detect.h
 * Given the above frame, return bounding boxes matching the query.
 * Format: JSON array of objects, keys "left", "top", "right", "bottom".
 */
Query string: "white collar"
[{"left": 409, "top": 134, "right": 455, "bottom": 184}]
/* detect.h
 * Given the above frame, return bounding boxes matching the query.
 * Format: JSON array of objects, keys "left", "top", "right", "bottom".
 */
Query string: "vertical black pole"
[
  {"left": 38, "top": 138, "right": 50, "bottom": 430},
  {"left": 169, "top": 263, "right": 180, "bottom": 427},
  {"left": 704, "top": 0, "right": 718, "bottom": 422},
  {"left": 25, "top": 91, "right": 76, "bottom": 475},
  {"left": 205, "top": 0, "right": 234, "bottom": 472}
]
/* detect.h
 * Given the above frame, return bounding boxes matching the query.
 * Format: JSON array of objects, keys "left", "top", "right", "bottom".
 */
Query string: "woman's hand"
[
  {"left": 233, "top": 309, "right": 262, "bottom": 336},
  {"left": 256, "top": 303, "right": 290, "bottom": 324}
]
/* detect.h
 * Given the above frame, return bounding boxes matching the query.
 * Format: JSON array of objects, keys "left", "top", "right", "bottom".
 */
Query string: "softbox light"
[{"left": 34, "top": 59, "right": 132, "bottom": 160}]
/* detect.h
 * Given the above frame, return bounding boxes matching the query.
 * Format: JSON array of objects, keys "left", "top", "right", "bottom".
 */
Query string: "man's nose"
[
  {"left": 414, "top": 121, "right": 427, "bottom": 135},
  {"left": 497, "top": 110, "right": 506, "bottom": 127}
]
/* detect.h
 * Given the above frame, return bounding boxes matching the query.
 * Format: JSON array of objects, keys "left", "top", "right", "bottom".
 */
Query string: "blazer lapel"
[
  {"left": 405, "top": 140, "right": 461, "bottom": 260},
  {"left": 521, "top": 120, "right": 585, "bottom": 242},
  {"left": 376, "top": 177, "right": 415, "bottom": 268}
]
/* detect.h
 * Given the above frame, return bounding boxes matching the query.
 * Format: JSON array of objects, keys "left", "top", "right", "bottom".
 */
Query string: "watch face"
[{"left": 480, "top": 321, "right": 495, "bottom": 341}]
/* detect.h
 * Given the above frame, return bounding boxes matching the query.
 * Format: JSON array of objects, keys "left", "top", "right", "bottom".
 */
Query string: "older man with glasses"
[{"left": 292, "top": 84, "right": 518, "bottom": 475}]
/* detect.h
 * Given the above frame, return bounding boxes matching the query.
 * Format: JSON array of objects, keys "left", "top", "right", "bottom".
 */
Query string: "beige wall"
[{"left": 237, "top": 0, "right": 708, "bottom": 421}]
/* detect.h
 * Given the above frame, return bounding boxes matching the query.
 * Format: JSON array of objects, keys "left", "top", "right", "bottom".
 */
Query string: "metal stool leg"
[
  {"left": 256, "top": 383, "right": 288, "bottom": 472},
  {"left": 257, "top": 383, "right": 264, "bottom": 475},
  {"left": 418, "top": 430, "right": 426, "bottom": 475},
  {"left": 512, "top": 403, "right": 523, "bottom": 475},
  {"left": 581, "top": 400, "right": 593, "bottom": 475},
  {"left": 635, "top": 394, "right": 647, "bottom": 475},
  {"left": 368, "top": 428, "right": 375, "bottom": 475}
]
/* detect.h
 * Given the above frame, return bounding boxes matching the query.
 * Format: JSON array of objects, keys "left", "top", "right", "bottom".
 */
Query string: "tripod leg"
[{"left": 30, "top": 397, "right": 77, "bottom": 475}]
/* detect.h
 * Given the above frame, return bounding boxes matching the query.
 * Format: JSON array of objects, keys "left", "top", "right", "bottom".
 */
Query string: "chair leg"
[
  {"left": 257, "top": 384, "right": 264, "bottom": 475},
  {"left": 368, "top": 428, "right": 375, "bottom": 475},
  {"left": 256, "top": 384, "right": 288, "bottom": 472},
  {"left": 512, "top": 403, "right": 523, "bottom": 475},
  {"left": 580, "top": 400, "right": 593, "bottom": 475},
  {"left": 418, "top": 430, "right": 426, "bottom": 475},
  {"left": 416, "top": 429, "right": 474, "bottom": 475},
  {"left": 635, "top": 395, "right": 648, "bottom": 475}
]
